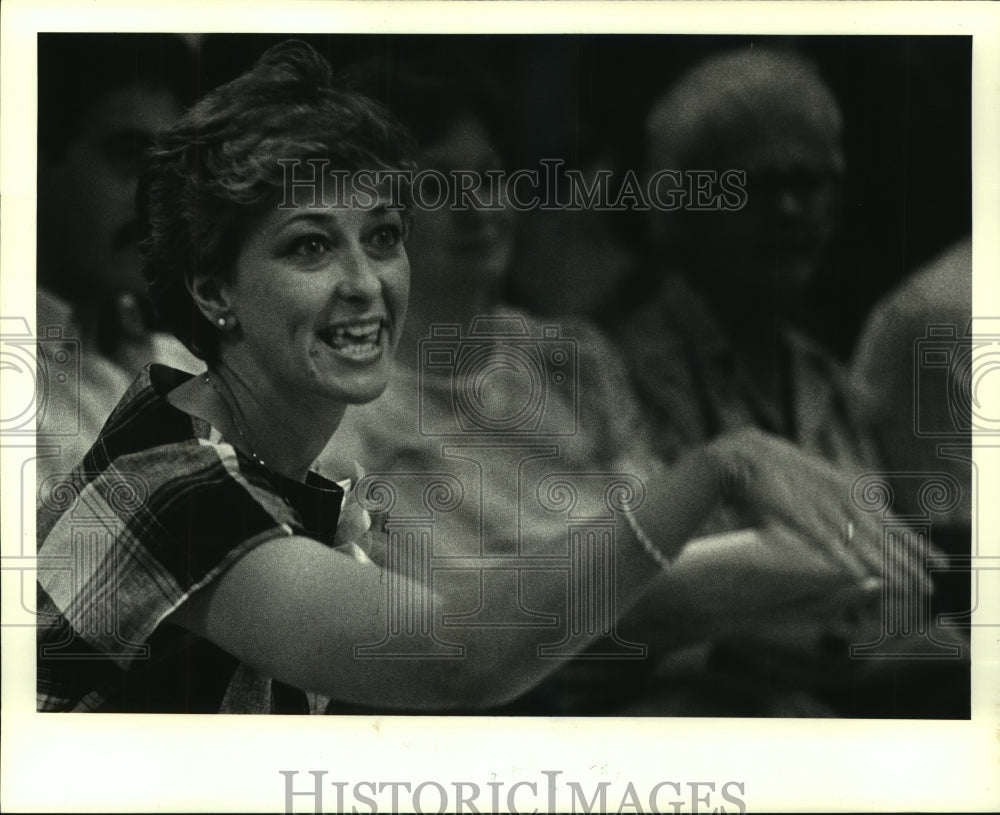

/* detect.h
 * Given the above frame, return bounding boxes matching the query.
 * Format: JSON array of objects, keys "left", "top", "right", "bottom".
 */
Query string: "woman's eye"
[{"left": 289, "top": 235, "right": 330, "bottom": 256}]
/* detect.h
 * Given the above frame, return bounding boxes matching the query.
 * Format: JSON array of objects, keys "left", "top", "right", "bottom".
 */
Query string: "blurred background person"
[
  {"left": 620, "top": 46, "right": 861, "bottom": 469},
  {"left": 503, "top": 150, "right": 638, "bottom": 318},
  {"left": 322, "top": 60, "right": 649, "bottom": 479},
  {"left": 851, "top": 234, "right": 973, "bottom": 623},
  {"left": 608, "top": 46, "right": 966, "bottom": 716},
  {"left": 36, "top": 34, "right": 203, "bottom": 487}
]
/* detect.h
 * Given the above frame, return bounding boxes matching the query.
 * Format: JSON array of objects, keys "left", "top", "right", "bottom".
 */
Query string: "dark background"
[
  {"left": 52, "top": 33, "right": 972, "bottom": 360},
  {"left": 196, "top": 33, "right": 973, "bottom": 359}
]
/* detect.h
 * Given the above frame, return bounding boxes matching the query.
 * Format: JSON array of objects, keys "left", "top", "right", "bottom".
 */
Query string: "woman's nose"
[{"left": 335, "top": 247, "right": 382, "bottom": 300}]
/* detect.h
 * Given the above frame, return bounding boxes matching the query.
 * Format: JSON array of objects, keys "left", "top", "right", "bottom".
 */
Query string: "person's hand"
[{"left": 705, "top": 428, "right": 924, "bottom": 590}]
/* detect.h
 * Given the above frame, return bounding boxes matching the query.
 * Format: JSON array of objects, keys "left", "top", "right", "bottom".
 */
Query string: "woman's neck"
[{"left": 176, "top": 357, "right": 346, "bottom": 483}]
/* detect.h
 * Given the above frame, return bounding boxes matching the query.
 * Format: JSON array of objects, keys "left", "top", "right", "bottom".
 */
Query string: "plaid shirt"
[{"left": 36, "top": 365, "right": 345, "bottom": 714}]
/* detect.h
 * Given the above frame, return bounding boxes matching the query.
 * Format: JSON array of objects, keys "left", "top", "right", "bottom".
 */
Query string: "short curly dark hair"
[{"left": 140, "top": 40, "right": 418, "bottom": 360}]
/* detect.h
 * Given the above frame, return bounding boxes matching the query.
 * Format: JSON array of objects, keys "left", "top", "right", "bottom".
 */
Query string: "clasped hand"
[{"left": 706, "top": 428, "right": 925, "bottom": 593}]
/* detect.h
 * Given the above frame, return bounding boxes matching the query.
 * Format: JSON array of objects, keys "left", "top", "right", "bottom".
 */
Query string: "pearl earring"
[{"left": 217, "top": 316, "right": 228, "bottom": 328}]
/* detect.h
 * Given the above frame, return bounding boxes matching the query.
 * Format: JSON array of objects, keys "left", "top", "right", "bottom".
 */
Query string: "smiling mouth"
[{"left": 318, "top": 319, "right": 385, "bottom": 361}]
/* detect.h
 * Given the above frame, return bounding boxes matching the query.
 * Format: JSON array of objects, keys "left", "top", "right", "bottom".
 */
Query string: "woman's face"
[{"left": 221, "top": 185, "right": 410, "bottom": 406}]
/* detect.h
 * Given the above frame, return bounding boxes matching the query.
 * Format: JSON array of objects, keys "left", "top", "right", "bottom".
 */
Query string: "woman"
[{"left": 36, "top": 41, "right": 891, "bottom": 714}]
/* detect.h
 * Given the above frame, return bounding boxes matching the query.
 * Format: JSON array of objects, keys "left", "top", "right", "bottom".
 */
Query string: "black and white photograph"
[{"left": 2, "top": 1, "right": 999, "bottom": 813}]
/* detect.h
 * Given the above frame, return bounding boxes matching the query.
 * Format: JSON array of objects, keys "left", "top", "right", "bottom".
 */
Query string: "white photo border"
[{"left": 2, "top": 1, "right": 998, "bottom": 812}]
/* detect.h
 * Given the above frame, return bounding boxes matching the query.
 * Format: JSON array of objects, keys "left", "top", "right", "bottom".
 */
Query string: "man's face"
[
  {"left": 38, "top": 81, "right": 181, "bottom": 298},
  {"left": 665, "top": 112, "right": 844, "bottom": 309},
  {"left": 714, "top": 119, "right": 843, "bottom": 292}
]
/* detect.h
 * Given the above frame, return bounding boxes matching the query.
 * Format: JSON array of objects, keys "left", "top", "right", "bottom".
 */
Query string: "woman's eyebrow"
[{"left": 272, "top": 211, "right": 340, "bottom": 232}]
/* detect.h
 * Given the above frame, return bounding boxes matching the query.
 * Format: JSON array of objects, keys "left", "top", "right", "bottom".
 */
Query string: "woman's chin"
[
  {"left": 342, "top": 379, "right": 390, "bottom": 405},
  {"left": 318, "top": 369, "right": 391, "bottom": 406}
]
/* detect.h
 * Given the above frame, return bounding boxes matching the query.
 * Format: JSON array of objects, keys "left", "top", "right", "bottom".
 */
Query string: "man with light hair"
[
  {"left": 643, "top": 47, "right": 845, "bottom": 316},
  {"left": 613, "top": 46, "right": 966, "bottom": 716}
]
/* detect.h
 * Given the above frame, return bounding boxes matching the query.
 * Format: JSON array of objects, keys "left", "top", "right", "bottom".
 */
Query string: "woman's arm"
[
  {"left": 170, "top": 440, "right": 725, "bottom": 710},
  {"left": 171, "top": 427, "right": 903, "bottom": 711}
]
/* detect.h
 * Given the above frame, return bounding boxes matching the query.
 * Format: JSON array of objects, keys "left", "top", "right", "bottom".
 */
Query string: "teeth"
[
  {"left": 321, "top": 320, "right": 382, "bottom": 351},
  {"left": 336, "top": 341, "right": 378, "bottom": 359}
]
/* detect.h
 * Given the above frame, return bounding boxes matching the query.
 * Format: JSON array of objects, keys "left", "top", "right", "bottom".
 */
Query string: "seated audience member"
[
  {"left": 36, "top": 34, "right": 203, "bottom": 487},
  {"left": 851, "top": 235, "right": 973, "bottom": 619},
  {"left": 506, "top": 149, "right": 639, "bottom": 318},
  {"left": 321, "top": 67, "right": 648, "bottom": 498},
  {"left": 622, "top": 46, "right": 862, "bottom": 472},
  {"left": 318, "top": 65, "right": 915, "bottom": 715},
  {"left": 611, "top": 46, "right": 966, "bottom": 716}
]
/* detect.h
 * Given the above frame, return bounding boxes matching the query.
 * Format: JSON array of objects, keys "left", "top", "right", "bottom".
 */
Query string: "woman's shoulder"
[
  {"left": 39, "top": 364, "right": 298, "bottom": 537},
  {"left": 84, "top": 365, "right": 206, "bottom": 469}
]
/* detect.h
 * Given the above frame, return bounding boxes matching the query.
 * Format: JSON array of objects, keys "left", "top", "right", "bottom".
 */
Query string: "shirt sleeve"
[{"left": 36, "top": 439, "right": 299, "bottom": 668}]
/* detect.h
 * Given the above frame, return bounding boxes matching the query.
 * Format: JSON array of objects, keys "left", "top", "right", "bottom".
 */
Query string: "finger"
[
  {"left": 833, "top": 479, "right": 931, "bottom": 591},
  {"left": 781, "top": 460, "right": 888, "bottom": 579},
  {"left": 724, "top": 435, "right": 918, "bottom": 585},
  {"left": 735, "top": 433, "right": 931, "bottom": 591},
  {"left": 758, "top": 473, "right": 872, "bottom": 580},
  {"left": 782, "top": 479, "right": 885, "bottom": 583},
  {"left": 763, "top": 520, "right": 863, "bottom": 583},
  {"left": 819, "top": 518, "right": 872, "bottom": 582}
]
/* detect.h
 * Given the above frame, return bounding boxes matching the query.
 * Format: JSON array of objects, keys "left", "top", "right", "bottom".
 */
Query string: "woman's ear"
[{"left": 188, "top": 272, "right": 236, "bottom": 331}]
